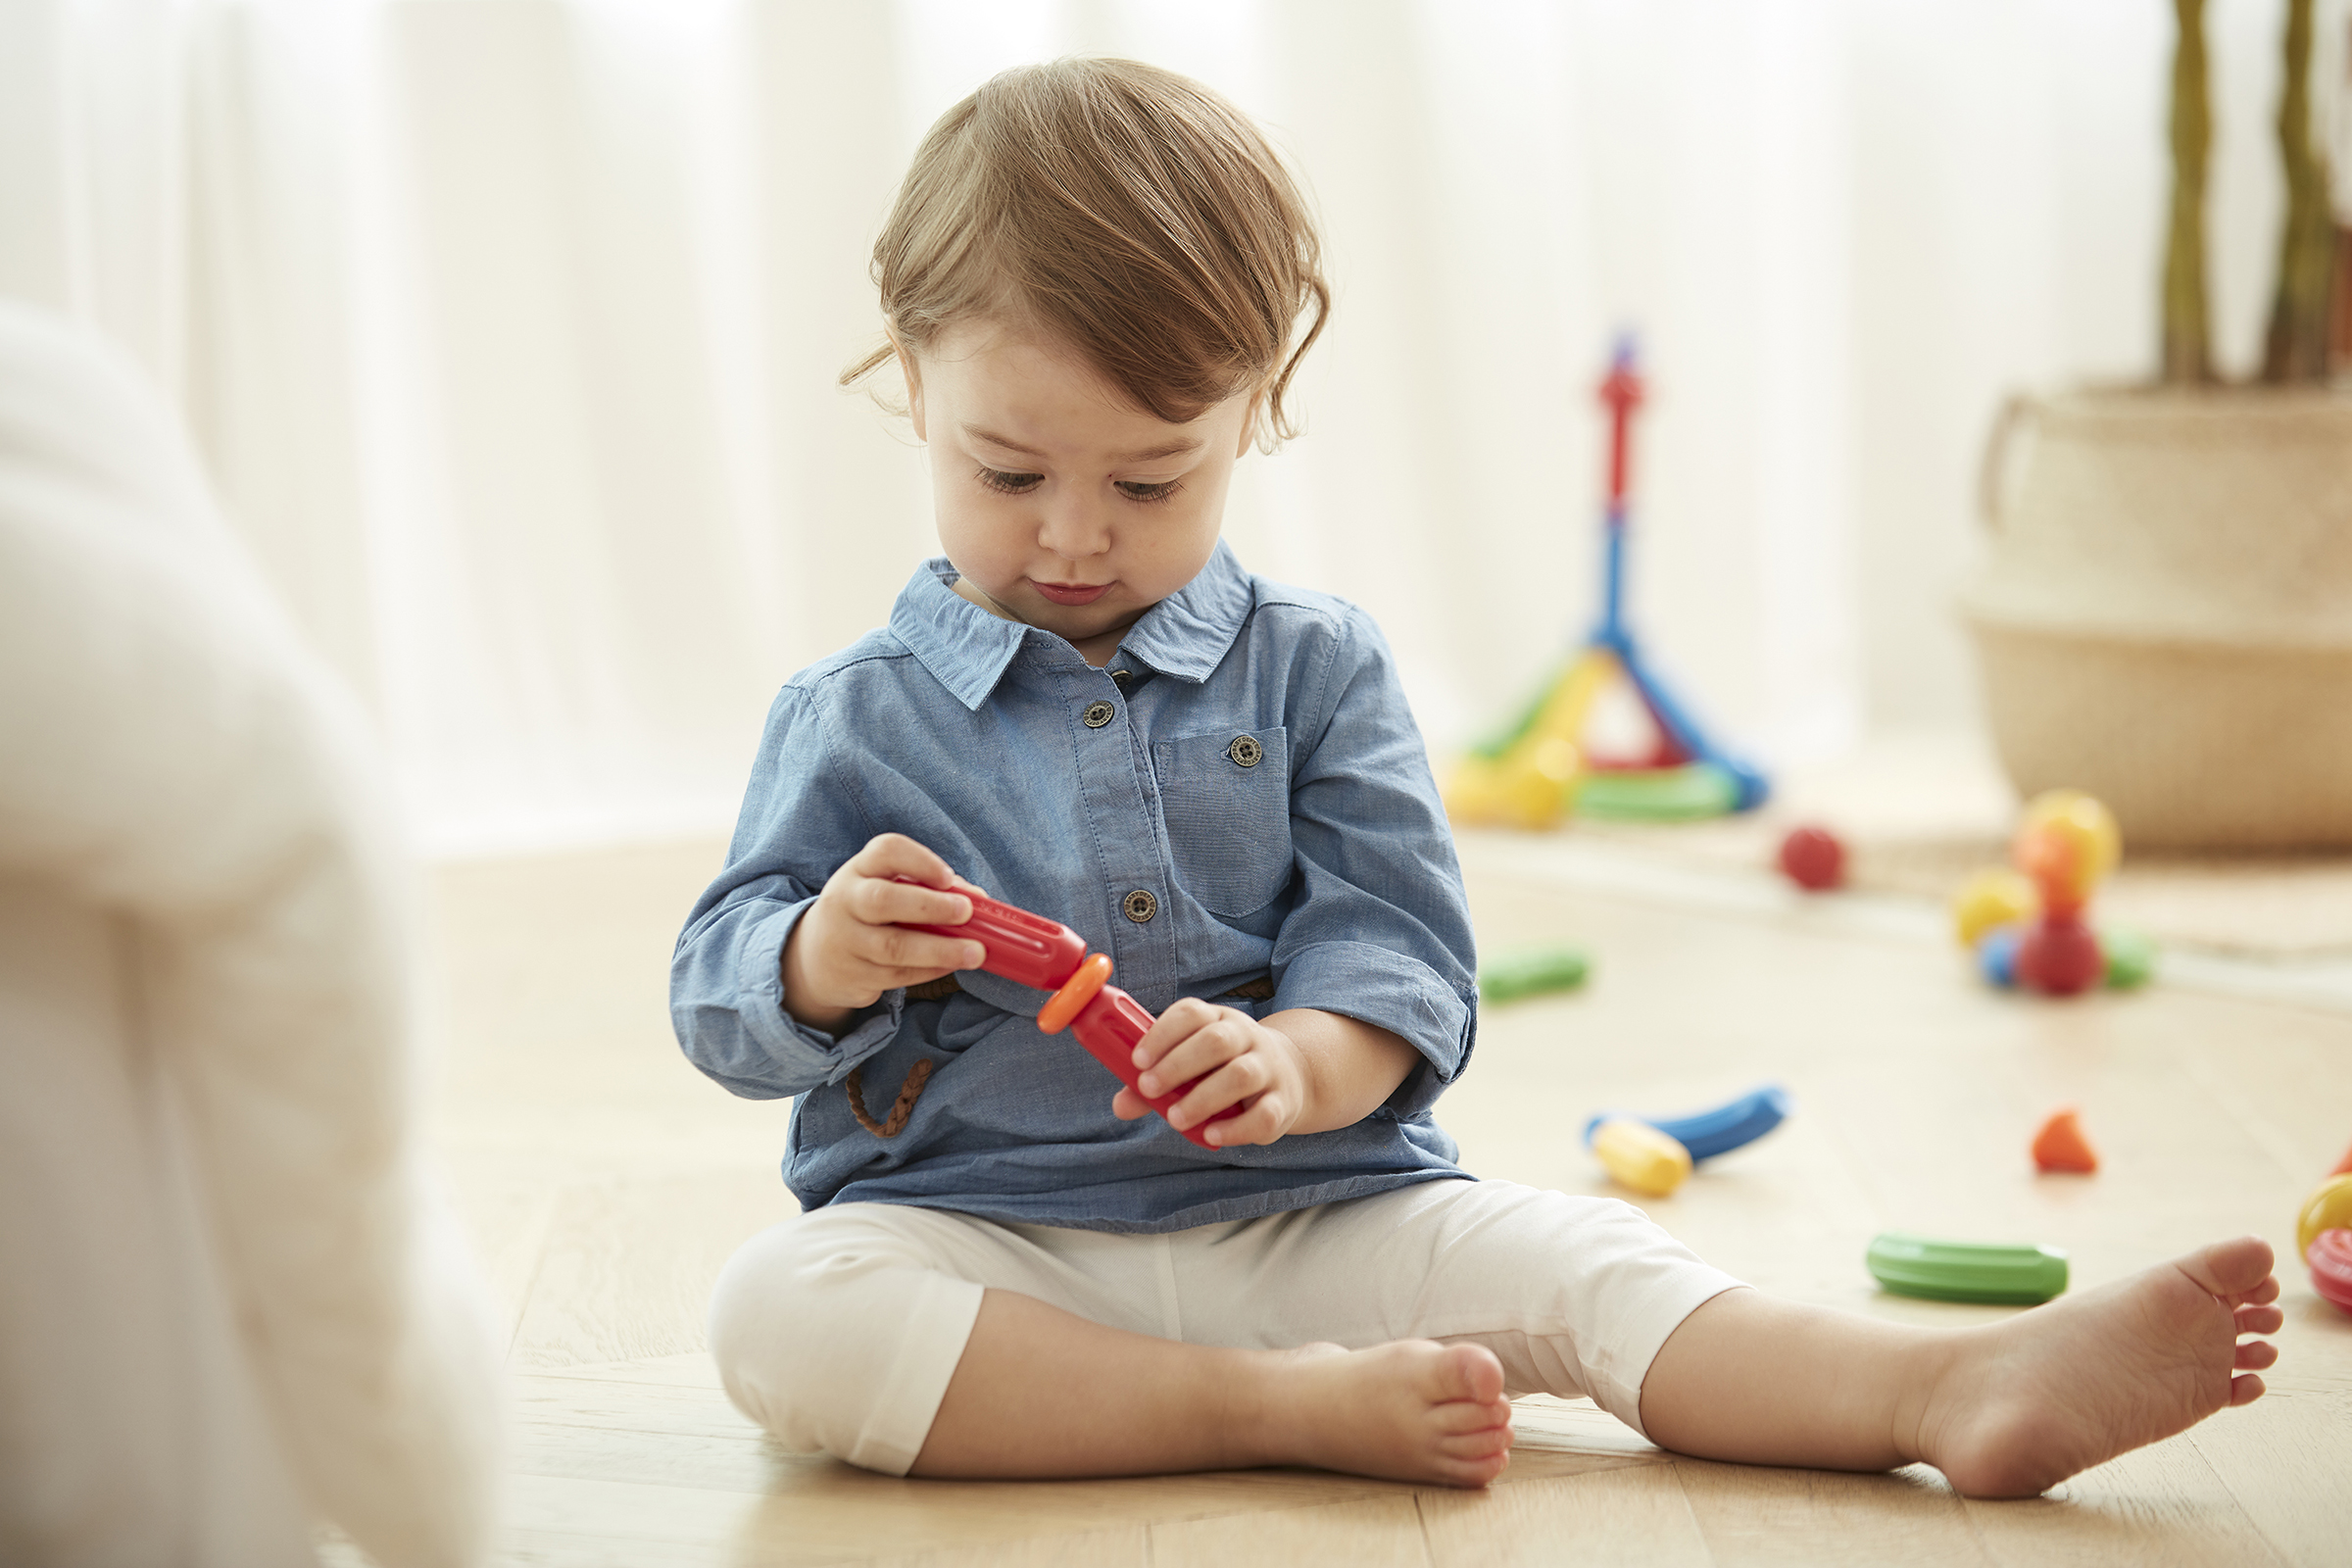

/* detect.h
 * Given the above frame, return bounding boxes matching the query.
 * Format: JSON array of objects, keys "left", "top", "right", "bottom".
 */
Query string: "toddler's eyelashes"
[{"left": 975, "top": 466, "right": 1042, "bottom": 496}]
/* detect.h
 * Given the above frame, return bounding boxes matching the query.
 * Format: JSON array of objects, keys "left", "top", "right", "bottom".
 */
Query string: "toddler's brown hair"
[{"left": 844, "top": 58, "right": 1328, "bottom": 448}]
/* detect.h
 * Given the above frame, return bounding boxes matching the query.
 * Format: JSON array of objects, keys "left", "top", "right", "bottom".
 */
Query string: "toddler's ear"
[
  {"left": 1235, "top": 384, "right": 1267, "bottom": 457},
  {"left": 893, "top": 334, "right": 928, "bottom": 440}
]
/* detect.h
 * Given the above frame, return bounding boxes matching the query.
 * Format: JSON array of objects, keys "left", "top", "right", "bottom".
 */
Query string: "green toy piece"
[
  {"left": 1574, "top": 763, "right": 1740, "bottom": 822},
  {"left": 1866, "top": 1232, "right": 2069, "bottom": 1305},
  {"left": 2102, "top": 925, "right": 2157, "bottom": 990},
  {"left": 1479, "top": 946, "right": 1591, "bottom": 1004}
]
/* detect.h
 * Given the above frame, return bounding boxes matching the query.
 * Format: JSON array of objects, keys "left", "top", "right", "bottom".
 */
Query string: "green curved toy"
[
  {"left": 1575, "top": 763, "right": 1740, "bottom": 822},
  {"left": 1866, "top": 1232, "right": 2069, "bottom": 1305},
  {"left": 1479, "top": 946, "right": 1591, "bottom": 1004}
]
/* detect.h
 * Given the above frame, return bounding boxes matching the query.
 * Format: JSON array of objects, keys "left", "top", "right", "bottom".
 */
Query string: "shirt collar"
[{"left": 889, "top": 540, "right": 1256, "bottom": 710}]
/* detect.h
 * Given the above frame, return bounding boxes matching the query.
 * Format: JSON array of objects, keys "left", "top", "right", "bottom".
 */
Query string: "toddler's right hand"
[{"left": 781, "top": 833, "right": 988, "bottom": 1032}]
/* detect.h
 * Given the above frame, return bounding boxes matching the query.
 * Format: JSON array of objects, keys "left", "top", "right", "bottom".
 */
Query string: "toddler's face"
[{"left": 904, "top": 321, "right": 1259, "bottom": 665}]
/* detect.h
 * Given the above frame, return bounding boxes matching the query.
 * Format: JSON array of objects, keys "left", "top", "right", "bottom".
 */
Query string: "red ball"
[
  {"left": 1777, "top": 825, "right": 1846, "bottom": 891},
  {"left": 2017, "top": 913, "right": 2103, "bottom": 996}
]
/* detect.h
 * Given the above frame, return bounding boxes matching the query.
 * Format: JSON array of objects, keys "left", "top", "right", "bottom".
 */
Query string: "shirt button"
[
  {"left": 1108, "top": 668, "right": 1132, "bottom": 687},
  {"left": 1083, "top": 700, "right": 1117, "bottom": 728},
  {"left": 1122, "top": 888, "right": 1157, "bottom": 923},
  {"left": 1227, "top": 734, "right": 1263, "bottom": 768}
]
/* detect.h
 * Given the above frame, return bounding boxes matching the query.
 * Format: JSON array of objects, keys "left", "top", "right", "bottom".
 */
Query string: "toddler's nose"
[{"left": 1036, "top": 494, "right": 1112, "bottom": 560}]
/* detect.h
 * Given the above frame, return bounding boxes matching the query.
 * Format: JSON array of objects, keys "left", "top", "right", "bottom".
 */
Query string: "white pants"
[{"left": 708, "top": 1178, "right": 1743, "bottom": 1476}]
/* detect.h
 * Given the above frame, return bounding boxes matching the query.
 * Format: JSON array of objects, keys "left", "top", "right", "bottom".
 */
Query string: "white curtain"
[{"left": 3, "top": 0, "right": 2332, "bottom": 855}]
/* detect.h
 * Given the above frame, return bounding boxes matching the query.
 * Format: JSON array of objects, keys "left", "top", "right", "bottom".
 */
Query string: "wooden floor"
[{"left": 418, "top": 833, "right": 2352, "bottom": 1567}]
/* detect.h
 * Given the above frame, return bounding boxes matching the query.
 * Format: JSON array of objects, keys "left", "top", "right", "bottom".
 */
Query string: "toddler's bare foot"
[
  {"left": 1918, "top": 1237, "right": 2281, "bottom": 1498},
  {"left": 1255, "top": 1341, "right": 1514, "bottom": 1488}
]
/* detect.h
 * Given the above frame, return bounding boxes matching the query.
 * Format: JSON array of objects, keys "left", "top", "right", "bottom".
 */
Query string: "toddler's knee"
[
  {"left": 706, "top": 1209, "right": 981, "bottom": 1472},
  {"left": 708, "top": 1218, "right": 844, "bottom": 1446}
]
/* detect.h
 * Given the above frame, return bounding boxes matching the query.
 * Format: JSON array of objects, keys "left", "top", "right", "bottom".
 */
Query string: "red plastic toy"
[
  {"left": 902, "top": 884, "right": 1243, "bottom": 1149},
  {"left": 2016, "top": 912, "right": 2104, "bottom": 996},
  {"left": 2031, "top": 1107, "right": 2099, "bottom": 1174},
  {"left": 2310, "top": 1229, "right": 2352, "bottom": 1314},
  {"left": 1777, "top": 825, "right": 1845, "bottom": 891}
]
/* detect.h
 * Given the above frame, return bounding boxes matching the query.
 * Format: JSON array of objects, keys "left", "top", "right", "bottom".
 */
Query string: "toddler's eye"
[
  {"left": 977, "top": 466, "right": 1043, "bottom": 496},
  {"left": 1116, "top": 479, "right": 1184, "bottom": 505}
]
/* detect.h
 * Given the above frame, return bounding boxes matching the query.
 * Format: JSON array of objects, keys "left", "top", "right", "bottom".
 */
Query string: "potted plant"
[{"left": 1964, "top": 0, "right": 2352, "bottom": 850}]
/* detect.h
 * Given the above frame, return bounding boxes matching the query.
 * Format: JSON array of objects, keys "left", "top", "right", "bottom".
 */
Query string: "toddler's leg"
[
  {"left": 916, "top": 1288, "right": 1514, "bottom": 1485},
  {"left": 708, "top": 1204, "right": 992, "bottom": 1474},
  {"left": 1640, "top": 1236, "right": 2281, "bottom": 1497},
  {"left": 1178, "top": 1181, "right": 2281, "bottom": 1498},
  {"left": 707, "top": 1202, "right": 1513, "bottom": 1487}
]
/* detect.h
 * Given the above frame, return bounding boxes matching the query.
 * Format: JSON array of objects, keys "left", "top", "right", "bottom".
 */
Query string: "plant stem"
[
  {"left": 2264, "top": 0, "right": 2334, "bottom": 383},
  {"left": 2164, "top": 0, "right": 2214, "bottom": 385}
]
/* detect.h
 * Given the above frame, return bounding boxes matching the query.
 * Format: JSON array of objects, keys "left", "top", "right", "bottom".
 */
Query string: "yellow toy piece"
[
  {"left": 1591, "top": 1116, "right": 1692, "bottom": 1197},
  {"left": 1952, "top": 868, "right": 2038, "bottom": 949},
  {"left": 2297, "top": 1172, "right": 2352, "bottom": 1259},
  {"left": 1442, "top": 650, "right": 1611, "bottom": 829},
  {"left": 2017, "top": 790, "right": 2121, "bottom": 901},
  {"left": 1443, "top": 737, "right": 1582, "bottom": 829}
]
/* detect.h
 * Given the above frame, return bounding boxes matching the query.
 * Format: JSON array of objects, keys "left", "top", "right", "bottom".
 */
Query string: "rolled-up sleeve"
[
  {"left": 669, "top": 686, "right": 906, "bottom": 1099},
  {"left": 1268, "top": 609, "right": 1478, "bottom": 1117}
]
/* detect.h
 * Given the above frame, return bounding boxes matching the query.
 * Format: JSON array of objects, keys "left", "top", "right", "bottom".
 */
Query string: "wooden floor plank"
[
  {"left": 497, "top": 1473, "right": 776, "bottom": 1567},
  {"left": 1672, "top": 1460, "right": 1992, "bottom": 1567},
  {"left": 2186, "top": 1372, "right": 2352, "bottom": 1568},
  {"left": 726, "top": 1468, "right": 1412, "bottom": 1565},
  {"left": 1150, "top": 1494, "right": 1429, "bottom": 1566},
  {"left": 861, "top": 1526, "right": 1150, "bottom": 1568},
  {"left": 1418, "top": 1465, "right": 1713, "bottom": 1568},
  {"left": 1962, "top": 1439, "right": 2288, "bottom": 1568},
  {"left": 509, "top": 1170, "right": 795, "bottom": 1369}
]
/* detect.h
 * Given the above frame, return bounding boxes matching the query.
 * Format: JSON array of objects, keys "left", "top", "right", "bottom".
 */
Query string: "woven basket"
[{"left": 1961, "top": 387, "right": 2352, "bottom": 850}]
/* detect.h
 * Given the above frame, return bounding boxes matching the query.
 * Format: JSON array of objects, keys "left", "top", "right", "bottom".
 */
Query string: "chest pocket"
[{"left": 1152, "top": 726, "right": 1293, "bottom": 917}]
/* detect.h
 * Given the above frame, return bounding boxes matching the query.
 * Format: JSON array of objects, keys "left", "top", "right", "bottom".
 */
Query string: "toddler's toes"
[
  {"left": 1439, "top": 1424, "right": 1513, "bottom": 1459},
  {"left": 1438, "top": 1447, "right": 1511, "bottom": 1489},
  {"left": 2235, "top": 1340, "right": 2278, "bottom": 1372},
  {"left": 2180, "top": 1237, "right": 2275, "bottom": 1298},
  {"left": 2234, "top": 1302, "right": 2283, "bottom": 1335},
  {"left": 2230, "top": 1373, "right": 2268, "bottom": 1406},
  {"left": 1433, "top": 1399, "right": 1511, "bottom": 1436},
  {"left": 1435, "top": 1344, "right": 1505, "bottom": 1406}
]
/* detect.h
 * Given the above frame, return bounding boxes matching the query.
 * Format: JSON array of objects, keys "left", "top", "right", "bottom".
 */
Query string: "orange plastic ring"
[{"left": 1036, "top": 953, "right": 1112, "bottom": 1034}]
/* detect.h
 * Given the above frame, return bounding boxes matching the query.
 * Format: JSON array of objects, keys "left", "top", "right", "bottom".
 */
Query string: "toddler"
[{"left": 671, "top": 58, "right": 2279, "bottom": 1492}]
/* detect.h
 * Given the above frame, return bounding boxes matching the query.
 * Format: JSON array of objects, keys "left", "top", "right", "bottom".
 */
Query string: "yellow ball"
[
  {"left": 1952, "top": 868, "right": 2038, "bottom": 948},
  {"left": 1592, "top": 1117, "right": 1692, "bottom": 1197},
  {"left": 2018, "top": 790, "right": 2121, "bottom": 889},
  {"left": 2297, "top": 1172, "right": 2352, "bottom": 1261}
]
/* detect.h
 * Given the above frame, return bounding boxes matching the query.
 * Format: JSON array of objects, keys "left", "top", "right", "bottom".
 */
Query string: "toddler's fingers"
[
  {"left": 1137, "top": 1016, "right": 1250, "bottom": 1099},
  {"left": 1168, "top": 1053, "right": 1273, "bottom": 1134},
  {"left": 856, "top": 922, "right": 986, "bottom": 976},
  {"left": 1109, "top": 1087, "right": 1151, "bottom": 1120},
  {"left": 848, "top": 830, "right": 962, "bottom": 890},
  {"left": 1131, "top": 996, "right": 1222, "bottom": 1073},
  {"left": 849, "top": 874, "right": 977, "bottom": 935},
  {"left": 1202, "top": 1090, "right": 1290, "bottom": 1149}
]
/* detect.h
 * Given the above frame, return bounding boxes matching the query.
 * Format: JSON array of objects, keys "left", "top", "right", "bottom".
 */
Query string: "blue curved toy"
[
  {"left": 1581, "top": 1084, "right": 1791, "bottom": 1163},
  {"left": 1978, "top": 925, "right": 2023, "bottom": 989}
]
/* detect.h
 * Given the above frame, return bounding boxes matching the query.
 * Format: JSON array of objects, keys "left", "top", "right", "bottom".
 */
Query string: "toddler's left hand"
[{"left": 1114, "top": 998, "right": 1306, "bottom": 1148}]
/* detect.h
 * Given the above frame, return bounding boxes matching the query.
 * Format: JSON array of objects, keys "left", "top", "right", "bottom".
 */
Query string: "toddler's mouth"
[{"left": 1032, "top": 579, "right": 1113, "bottom": 607}]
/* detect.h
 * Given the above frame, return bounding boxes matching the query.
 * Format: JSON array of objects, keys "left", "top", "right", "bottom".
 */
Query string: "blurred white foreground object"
[{"left": 0, "top": 306, "right": 501, "bottom": 1566}]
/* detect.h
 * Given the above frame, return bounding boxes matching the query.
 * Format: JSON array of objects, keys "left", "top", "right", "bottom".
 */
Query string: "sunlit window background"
[{"left": 4, "top": 0, "right": 2332, "bottom": 856}]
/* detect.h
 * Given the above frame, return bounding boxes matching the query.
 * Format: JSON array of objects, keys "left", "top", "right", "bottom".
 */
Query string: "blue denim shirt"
[{"left": 670, "top": 542, "right": 1479, "bottom": 1233}]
